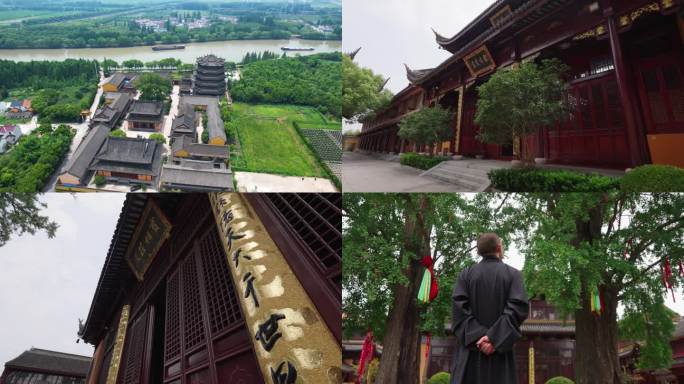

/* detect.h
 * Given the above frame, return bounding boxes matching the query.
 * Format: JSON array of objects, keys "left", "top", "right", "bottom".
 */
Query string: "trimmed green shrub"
[
  {"left": 427, "top": 372, "right": 450, "bottom": 384},
  {"left": 400, "top": 152, "right": 449, "bottom": 170},
  {"left": 488, "top": 168, "right": 619, "bottom": 192},
  {"left": 110, "top": 129, "right": 126, "bottom": 138},
  {"left": 149, "top": 133, "right": 166, "bottom": 144},
  {"left": 620, "top": 164, "right": 684, "bottom": 192},
  {"left": 94, "top": 175, "right": 106, "bottom": 187},
  {"left": 201, "top": 130, "right": 209, "bottom": 144},
  {"left": 545, "top": 377, "right": 574, "bottom": 384}
]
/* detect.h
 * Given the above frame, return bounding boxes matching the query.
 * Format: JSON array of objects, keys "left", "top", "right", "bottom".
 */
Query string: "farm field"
[{"left": 227, "top": 103, "right": 329, "bottom": 178}]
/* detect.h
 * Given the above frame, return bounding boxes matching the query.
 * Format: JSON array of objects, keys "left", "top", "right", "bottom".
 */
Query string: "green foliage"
[
  {"left": 342, "top": 55, "right": 393, "bottom": 121},
  {"left": 545, "top": 377, "right": 574, "bottom": 384},
  {"left": 149, "top": 133, "right": 166, "bottom": 144},
  {"left": 427, "top": 372, "right": 450, "bottom": 384},
  {"left": 135, "top": 73, "right": 171, "bottom": 102},
  {"left": 517, "top": 193, "right": 684, "bottom": 369},
  {"left": 122, "top": 59, "right": 144, "bottom": 69},
  {"left": 0, "top": 194, "right": 58, "bottom": 247},
  {"left": 110, "top": 129, "right": 126, "bottom": 138},
  {"left": 343, "top": 193, "right": 519, "bottom": 339},
  {"left": 201, "top": 130, "right": 209, "bottom": 144},
  {"left": 241, "top": 51, "right": 280, "bottom": 64},
  {"left": 0, "top": 124, "right": 74, "bottom": 192},
  {"left": 0, "top": 2, "right": 340, "bottom": 49},
  {"left": 620, "top": 165, "right": 684, "bottom": 192},
  {"left": 0, "top": 59, "right": 98, "bottom": 90},
  {"left": 619, "top": 298, "right": 675, "bottom": 370},
  {"left": 399, "top": 153, "right": 449, "bottom": 170},
  {"left": 398, "top": 106, "right": 453, "bottom": 153},
  {"left": 488, "top": 168, "right": 619, "bottom": 192},
  {"left": 231, "top": 53, "right": 342, "bottom": 117},
  {"left": 475, "top": 59, "right": 572, "bottom": 163},
  {"left": 94, "top": 175, "right": 106, "bottom": 187}
]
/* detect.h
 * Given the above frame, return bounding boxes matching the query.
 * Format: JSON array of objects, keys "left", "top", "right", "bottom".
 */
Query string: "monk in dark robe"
[{"left": 450, "top": 232, "right": 529, "bottom": 384}]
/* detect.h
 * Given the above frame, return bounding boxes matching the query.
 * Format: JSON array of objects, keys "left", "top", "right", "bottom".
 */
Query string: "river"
[{"left": 0, "top": 38, "right": 342, "bottom": 63}]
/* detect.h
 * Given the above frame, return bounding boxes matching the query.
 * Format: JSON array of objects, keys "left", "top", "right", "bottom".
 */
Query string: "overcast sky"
[
  {"left": 342, "top": 0, "right": 493, "bottom": 132},
  {"left": 343, "top": 0, "right": 493, "bottom": 94},
  {"left": 0, "top": 193, "right": 125, "bottom": 365}
]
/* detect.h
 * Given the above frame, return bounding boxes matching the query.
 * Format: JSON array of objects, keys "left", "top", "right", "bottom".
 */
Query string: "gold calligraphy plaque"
[
  {"left": 106, "top": 304, "right": 129, "bottom": 384},
  {"left": 125, "top": 199, "right": 172, "bottom": 281}
]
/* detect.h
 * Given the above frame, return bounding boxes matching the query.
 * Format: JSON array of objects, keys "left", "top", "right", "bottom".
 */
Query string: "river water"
[{"left": 0, "top": 38, "right": 342, "bottom": 63}]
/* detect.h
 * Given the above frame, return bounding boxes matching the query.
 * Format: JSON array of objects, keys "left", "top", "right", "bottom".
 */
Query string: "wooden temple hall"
[
  {"left": 78, "top": 193, "right": 341, "bottom": 384},
  {"left": 357, "top": 0, "right": 684, "bottom": 169}
]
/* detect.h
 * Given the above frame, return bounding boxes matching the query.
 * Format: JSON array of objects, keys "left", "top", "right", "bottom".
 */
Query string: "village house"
[
  {"left": 89, "top": 136, "right": 162, "bottom": 186},
  {"left": 125, "top": 100, "right": 164, "bottom": 131},
  {"left": 91, "top": 92, "right": 132, "bottom": 129},
  {"left": 5, "top": 99, "right": 32, "bottom": 119},
  {"left": 0, "top": 124, "right": 22, "bottom": 154},
  {"left": 102, "top": 73, "right": 138, "bottom": 94},
  {"left": 0, "top": 348, "right": 91, "bottom": 384},
  {"left": 57, "top": 124, "right": 111, "bottom": 187}
]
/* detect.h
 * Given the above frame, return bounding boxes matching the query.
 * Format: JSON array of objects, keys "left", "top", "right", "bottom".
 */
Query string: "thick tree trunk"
[
  {"left": 572, "top": 202, "right": 622, "bottom": 383},
  {"left": 375, "top": 196, "right": 430, "bottom": 384},
  {"left": 574, "top": 285, "right": 622, "bottom": 384}
]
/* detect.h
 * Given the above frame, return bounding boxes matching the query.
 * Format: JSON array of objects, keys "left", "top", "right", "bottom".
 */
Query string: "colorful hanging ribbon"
[
  {"left": 417, "top": 256, "right": 438, "bottom": 303},
  {"left": 356, "top": 330, "right": 374, "bottom": 384},
  {"left": 590, "top": 286, "right": 603, "bottom": 315},
  {"left": 662, "top": 256, "right": 676, "bottom": 302}
]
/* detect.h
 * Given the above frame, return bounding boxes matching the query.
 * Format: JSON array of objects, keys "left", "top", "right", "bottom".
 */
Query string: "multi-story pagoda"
[{"left": 193, "top": 54, "right": 226, "bottom": 96}]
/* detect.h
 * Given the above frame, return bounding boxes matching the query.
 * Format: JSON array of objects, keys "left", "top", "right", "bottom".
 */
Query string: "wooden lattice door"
[
  {"left": 636, "top": 56, "right": 684, "bottom": 134},
  {"left": 162, "top": 224, "right": 263, "bottom": 384}
]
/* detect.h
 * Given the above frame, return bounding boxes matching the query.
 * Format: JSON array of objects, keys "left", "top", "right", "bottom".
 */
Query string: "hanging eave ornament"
[{"left": 417, "top": 255, "right": 439, "bottom": 303}]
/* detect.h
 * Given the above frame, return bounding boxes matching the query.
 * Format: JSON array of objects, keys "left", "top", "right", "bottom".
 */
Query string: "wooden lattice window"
[
  {"left": 265, "top": 193, "right": 341, "bottom": 279},
  {"left": 181, "top": 254, "right": 206, "bottom": 350},
  {"left": 198, "top": 226, "right": 242, "bottom": 335},
  {"left": 164, "top": 270, "right": 181, "bottom": 362},
  {"left": 121, "top": 309, "right": 148, "bottom": 384}
]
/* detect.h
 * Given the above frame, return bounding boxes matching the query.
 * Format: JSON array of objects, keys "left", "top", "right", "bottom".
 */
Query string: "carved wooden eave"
[{"left": 404, "top": 63, "right": 434, "bottom": 85}]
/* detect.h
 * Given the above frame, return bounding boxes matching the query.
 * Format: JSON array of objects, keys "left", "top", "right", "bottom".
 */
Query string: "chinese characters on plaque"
[{"left": 125, "top": 200, "right": 172, "bottom": 281}]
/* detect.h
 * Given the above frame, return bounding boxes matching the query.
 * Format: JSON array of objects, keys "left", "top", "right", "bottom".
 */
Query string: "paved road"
[{"left": 342, "top": 151, "right": 467, "bottom": 192}]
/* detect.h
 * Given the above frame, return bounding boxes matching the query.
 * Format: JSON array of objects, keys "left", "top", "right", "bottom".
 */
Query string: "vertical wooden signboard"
[{"left": 210, "top": 193, "right": 341, "bottom": 384}]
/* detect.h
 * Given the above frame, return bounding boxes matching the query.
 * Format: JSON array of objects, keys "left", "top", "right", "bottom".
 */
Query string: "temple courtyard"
[{"left": 343, "top": 151, "right": 626, "bottom": 192}]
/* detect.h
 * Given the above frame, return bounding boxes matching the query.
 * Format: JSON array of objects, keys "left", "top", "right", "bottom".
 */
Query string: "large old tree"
[
  {"left": 343, "top": 193, "right": 517, "bottom": 383},
  {"left": 514, "top": 192, "right": 684, "bottom": 384}
]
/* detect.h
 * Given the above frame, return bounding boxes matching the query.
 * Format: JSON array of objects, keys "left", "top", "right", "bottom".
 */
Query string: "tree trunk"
[
  {"left": 574, "top": 284, "right": 622, "bottom": 384},
  {"left": 375, "top": 196, "right": 430, "bottom": 384}
]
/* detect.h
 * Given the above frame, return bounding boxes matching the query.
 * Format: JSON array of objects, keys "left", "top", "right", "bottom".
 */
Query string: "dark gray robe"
[{"left": 450, "top": 255, "right": 529, "bottom": 384}]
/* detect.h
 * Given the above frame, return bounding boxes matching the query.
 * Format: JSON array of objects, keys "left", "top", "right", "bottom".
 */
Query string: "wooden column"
[{"left": 605, "top": 6, "right": 646, "bottom": 167}]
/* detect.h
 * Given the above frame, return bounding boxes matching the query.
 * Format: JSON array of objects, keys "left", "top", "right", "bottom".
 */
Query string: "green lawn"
[{"left": 228, "top": 103, "right": 329, "bottom": 177}]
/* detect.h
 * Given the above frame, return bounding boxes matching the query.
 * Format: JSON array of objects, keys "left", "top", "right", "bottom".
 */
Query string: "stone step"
[{"left": 421, "top": 161, "right": 491, "bottom": 191}]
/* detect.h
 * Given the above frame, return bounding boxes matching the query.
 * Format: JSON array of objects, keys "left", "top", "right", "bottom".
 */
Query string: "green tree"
[
  {"left": 201, "top": 130, "right": 209, "bottom": 144},
  {"left": 134, "top": 73, "right": 171, "bottom": 102},
  {"left": 122, "top": 59, "right": 144, "bottom": 70},
  {"left": 93, "top": 175, "right": 106, "bottom": 187},
  {"left": 475, "top": 59, "right": 573, "bottom": 165},
  {"left": 0, "top": 194, "right": 58, "bottom": 247},
  {"left": 110, "top": 129, "right": 126, "bottom": 138},
  {"left": 515, "top": 193, "right": 684, "bottom": 383},
  {"left": 398, "top": 106, "right": 453, "bottom": 156},
  {"left": 342, "top": 54, "right": 392, "bottom": 121},
  {"left": 343, "top": 193, "right": 517, "bottom": 383},
  {"left": 149, "top": 133, "right": 166, "bottom": 144}
]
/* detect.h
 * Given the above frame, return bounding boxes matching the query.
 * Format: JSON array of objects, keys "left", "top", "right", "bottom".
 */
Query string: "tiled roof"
[
  {"left": 4, "top": 348, "right": 91, "bottom": 377},
  {"left": 161, "top": 159, "right": 232, "bottom": 190},
  {"left": 61, "top": 124, "right": 110, "bottom": 182}
]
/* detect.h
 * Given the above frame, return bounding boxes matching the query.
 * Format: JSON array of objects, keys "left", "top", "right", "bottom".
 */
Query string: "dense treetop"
[{"left": 230, "top": 52, "right": 342, "bottom": 117}]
